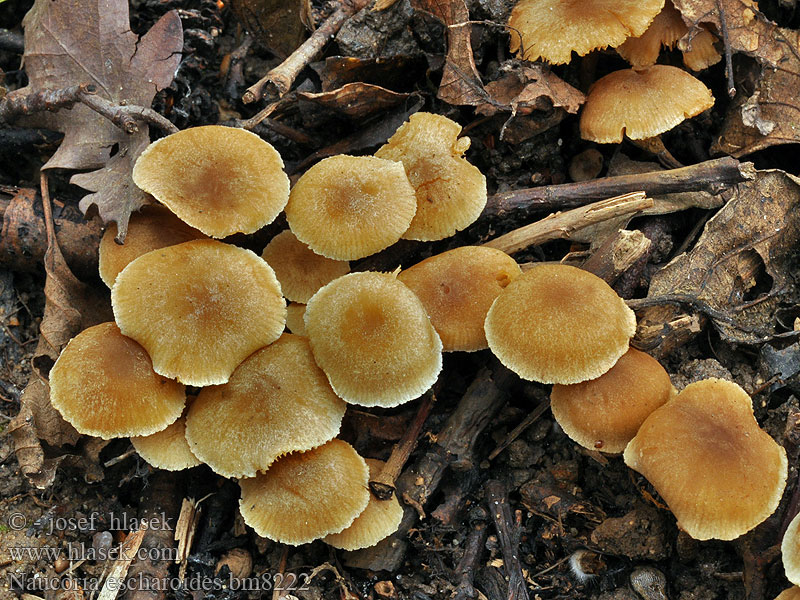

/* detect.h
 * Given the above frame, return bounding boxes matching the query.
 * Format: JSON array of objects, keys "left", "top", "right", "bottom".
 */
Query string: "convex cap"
[
  {"left": 783, "top": 511, "right": 800, "bottom": 585},
  {"left": 624, "top": 378, "right": 787, "bottom": 541},
  {"left": 112, "top": 239, "right": 286, "bottom": 386},
  {"left": 131, "top": 405, "right": 201, "bottom": 471}
]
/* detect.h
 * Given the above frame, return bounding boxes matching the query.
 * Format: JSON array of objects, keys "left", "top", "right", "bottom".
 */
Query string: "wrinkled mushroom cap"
[
  {"left": 262, "top": 230, "right": 350, "bottom": 303},
  {"left": 776, "top": 588, "right": 800, "bottom": 600},
  {"left": 323, "top": 459, "right": 404, "bottom": 550},
  {"left": 375, "top": 113, "right": 487, "bottom": 241},
  {"left": 624, "top": 378, "right": 787, "bottom": 541},
  {"left": 50, "top": 322, "right": 185, "bottom": 439},
  {"left": 112, "top": 239, "right": 286, "bottom": 386},
  {"left": 304, "top": 271, "right": 442, "bottom": 407},
  {"left": 132, "top": 125, "right": 289, "bottom": 238},
  {"left": 551, "top": 348, "right": 675, "bottom": 453},
  {"left": 285, "top": 155, "right": 416, "bottom": 260},
  {"left": 485, "top": 264, "right": 636, "bottom": 384},
  {"left": 783, "top": 511, "right": 800, "bottom": 585},
  {"left": 185, "top": 334, "right": 346, "bottom": 478},
  {"left": 239, "top": 439, "right": 370, "bottom": 545},
  {"left": 580, "top": 65, "right": 714, "bottom": 143},
  {"left": 285, "top": 303, "right": 307, "bottom": 336},
  {"left": 681, "top": 28, "right": 722, "bottom": 71},
  {"left": 99, "top": 205, "right": 205, "bottom": 288},
  {"left": 617, "top": 1, "right": 686, "bottom": 67},
  {"left": 131, "top": 404, "right": 200, "bottom": 471},
  {"left": 509, "top": 0, "right": 666, "bottom": 64},
  {"left": 398, "top": 246, "right": 521, "bottom": 352}
]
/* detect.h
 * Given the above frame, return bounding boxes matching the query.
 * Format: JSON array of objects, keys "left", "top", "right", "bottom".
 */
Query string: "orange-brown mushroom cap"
[
  {"left": 131, "top": 405, "right": 201, "bottom": 471},
  {"left": 398, "top": 246, "right": 521, "bottom": 352},
  {"left": 50, "top": 322, "right": 185, "bottom": 439},
  {"left": 132, "top": 125, "right": 290, "bottom": 238},
  {"left": 285, "top": 303, "right": 307, "bottom": 336},
  {"left": 550, "top": 348, "right": 675, "bottom": 453},
  {"left": 580, "top": 65, "right": 714, "bottom": 143},
  {"left": 239, "top": 439, "right": 370, "bottom": 545},
  {"left": 624, "top": 378, "right": 787, "bottom": 541},
  {"left": 285, "top": 155, "right": 417, "bottom": 260},
  {"left": 99, "top": 205, "right": 205, "bottom": 288},
  {"left": 485, "top": 264, "right": 636, "bottom": 384},
  {"left": 509, "top": 0, "right": 666, "bottom": 64},
  {"left": 261, "top": 230, "right": 350, "bottom": 303},
  {"left": 304, "top": 271, "right": 442, "bottom": 407},
  {"left": 681, "top": 28, "right": 722, "bottom": 71},
  {"left": 323, "top": 459, "right": 404, "bottom": 550},
  {"left": 375, "top": 113, "right": 487, "bottom": 241},
  {"left": 776, "top": 588, "right": 800, "bottom": 600},
  {"left": 185, "top": 334, "right": 346, "bottom": 478},
  {"left": 783, "top": 511, "right": 800, "bottom": 585},
  {"left": 617, "top": 1, "right": 686, "bottom": 67},
  {"left": 112, "top": 239, "right": 286, "bottom": 386}
]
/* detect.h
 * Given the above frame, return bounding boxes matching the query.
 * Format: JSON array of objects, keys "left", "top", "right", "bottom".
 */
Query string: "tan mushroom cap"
[
  {"left": 239, "top": 439, "right": 370, "bottom": 545},
  {"left": 580, "top": 65, "right": 714, "bottom": 143},
  {"left": 617, "top": 1, "right": 686, "bottom": 67},
  {"left": 485, "top": 264, "right": 636, "bottom": 384},
  {"left": 681, "top": 28, "right": 722, "bottom": 71},
  {"left": 285, "top": 155, "right": 416, "bottom": 260},
  {"left": 99, "top": 205, "right": 205, "bottom": 288},
  {"left": 509, "top": 0, "right": 665, "bottom": 64},
  {"left": 132, "top": 125, "right": 290, "bottom": 238},
  {"left": 304, "top": 271, "right": 442, "bottom": 407},
  {"left": 323, "top": 459, "right": 404, "bottom": 550},
  {"left": 185, "top": 334, "right": 346, "bottom": 478},
  {"left": 131, "top": 404, "right": 200, "bottom": 471},
  {"left": 261, "top": 230, "right": 350, "bottom": 303},
  {"left": 776, "top": 588, "right": 800, "bottom": 600},
  {"left": 783, "top": 511, "right": 800, "bottom": 585},
  {"left": 50, "top": 322, "right": 185, "bottom": 440},
  {"left": 398, "top": 246, "right": 521, "bottom": 352},
  {"left": 285, "top": 303, "right": 307, "bottom": 336},
  {"left": 112, "top": 239, "right": 286, "bottom": 386},
  {"left": 550, "top": 348, "right": 675, "bottom": 453},
  {"left": 624, "top": 378, "right": 788, "bottom": 541},
  {"left": 375, "top": 113, "right": 487, "bottom": 241}
]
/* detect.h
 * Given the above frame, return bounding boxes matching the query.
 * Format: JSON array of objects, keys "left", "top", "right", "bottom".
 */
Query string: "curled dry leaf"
[{"left": 299, "top": 83, "right": 411, "bottom": 119}]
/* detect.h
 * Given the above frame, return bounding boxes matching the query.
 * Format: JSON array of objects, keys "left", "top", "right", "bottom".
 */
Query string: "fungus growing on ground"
[
  {"left": 99, "top": 205, "right": 205, "bottom": 288},
  {"left": 131, "top": 404, "right": 200, "bottom": 471},
  {"left": 132, "top": 125, "right": 290, "bottom": 238},
  {"left": 680, "top": 27, "right": 722, "bottom": 71},
  {"left": 397, "top": 246, "right": 521, "bottom": 352},
  {"left": 550, "top": 348, "right": 675, "bottom": 453},
  {"left": 485, "top": 264, "right": 636, "bottom": 384},
  {"left": 508, "top": 0, "right": 666, "bottom": 64},
  {"left": 261, "top": 230, "right": 350, "bottom": 303},
  {"left": 776, "top": 588, "right": 800, "bottom": 600},
  {"left": 304, "top": 271, "right": 442, "bottom": 407},
  {"left": 616, "top": 1, "right": 685, "bottom": 67},
  {"left": 285, "top": 155, "right": 416, "bottom": 260},
  {"left": 375, "top": 112, "right": 487, "bottom": 241},
  {"left": 50, "top": 322, "right": 185, "bottom": 439},
  {"left": 580, "top": 65, "right": 714, "bottom": 143},
  {"left": 185, "top": 334, "right": 346, "bottom": 478},
  {"left": 783, "top": 511, "right": 800, "bottom": 584},
  {"left": 239, "top": 439, "right": 370, "bottom": 545},
  {"left": 112, "top": 239, "right": 286, "bottom": 386},
  {"left": 323, "top": 458, "right": 404, "bottom": 550},
  {"left": 285, "top": 303, "right": 307, "bottom": 336},
  {"left": 624, "top": 378, "right": 787, "bottom": 540}
]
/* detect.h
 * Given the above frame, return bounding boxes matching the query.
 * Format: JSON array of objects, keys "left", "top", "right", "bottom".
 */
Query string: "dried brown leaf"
[
  {"left": 478, "top": 65, "right": 585, "bottom": 120},
  {"left": 299, "top": 82, "right": 410, "bottom": 119},
  {"left": 230, "top": 0, "right": 308, "bottom": 58}
]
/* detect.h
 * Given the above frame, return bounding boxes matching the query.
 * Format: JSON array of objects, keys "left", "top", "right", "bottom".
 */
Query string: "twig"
[
  {"left": 242, "top": 0, "right": 370, "bottom": 103},
  {"left": 103, "top": 447, "right": 136, "bottom": 468},
  {"left": 715, "top": 0, "right": 736, "bottom": 98},
  {"left": 482, "top": 192, "right": 653, "bottom": 255},
  {"left": 581, "top": 229, "right": 652, "bottom": 288},
  {"left": 224, "top": 33, "right": 254, "bottom": 100},
  {"left": 485, "top": 480, "right": 529, "bottom": 600},
  {"left": 452, "top": 517, "right": 490, "bottom": 600},
  {"left": 488, "top": 399, "right": 551, "bottom": 461},
  {"left": 97, "top": 525, "right": 148, "bottom": 600},
  {"left": 78, "top": 90, "right": 178, "bottom": 135}
]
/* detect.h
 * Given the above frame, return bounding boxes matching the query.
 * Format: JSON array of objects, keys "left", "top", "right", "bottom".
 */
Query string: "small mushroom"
[
  {"left": 624, "top": 378, "right": 787, "bottom": 540},
  {"left": 50, "top": 322, "right": 185, "bottom": 439},
  {"left": 112, "top": 239, "right": 286, "bottom": 386},
  {"left": 238, "top": 439, "right": 370, "bottom": 545},
  {"left": 397, "top": 246, "right": 521, "bottom": 352},
  {"left": 783, "top": 511, "right": 800, "bottom": 585},
  {"left": 775, "top": 588, "right": 800, "bottom": 600},
  {"left": 131, "top": 403, "right": 201, "bottom": 471},
  {"left": 285, "top": 303, "right": 307, "bottom": 336},
  {"left": 132, "top": 125, "right": 290, "bottom": 238},
  {"left": 680, "top": 27, "right": 722, "bottom": 71}
]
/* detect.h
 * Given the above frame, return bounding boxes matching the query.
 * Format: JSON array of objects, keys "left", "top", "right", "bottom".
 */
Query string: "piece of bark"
[{"left": 485, "top": 479, "right": 529, "bottom": 600}]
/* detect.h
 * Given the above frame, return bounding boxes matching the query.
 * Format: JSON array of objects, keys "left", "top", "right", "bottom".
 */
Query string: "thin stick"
[
  {"left": 488, "top": 399, "right": 550, "bottom": 461},
  {"left": 485, "top": 480, "right": 530, "bottom": 600},
  {"left": 715, "top": 0, "right": 736, "bottom": 98},
  {"left": 78, "top": 90, "right": 178, "bottom": 135}
]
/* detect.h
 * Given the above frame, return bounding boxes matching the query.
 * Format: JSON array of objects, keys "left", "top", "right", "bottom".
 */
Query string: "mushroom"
[
  {"left": 550, "top": 348, "right": 675, "bottom": 453},
  {"left": 680, "top": 27, "right": 722, "bottom": 71},
  {"left": 238, "top": 439, "right": 370, "bottom": 545},
  {"left": 580, "top": 65, "right": 714, "bottom": 143},
  {"left": 783, "top": 511, "right": 800, "bottom": 585},
  {"left": 304, "top": 271, "right": 442, "bottom": 407},
  {"left": 285, "top": 303, "right": 307, "bottom": 336},
  {"left": 375, "top": 112, "right": 487, "bottom": 241},
  {"left": 508, "top": 0, "right": 666, "bottom": 64},
  {"left": 484, "top": 264, "right": 636, "bottom": 384},
  {"left": 397, "top": 246, "right": 521, "bottom": 352},
  {"left": 624, "top": 378, "right": 787, "bottom": 541},
  {"left": 261, "top": 230, "right": 350, "bottom": 303},
  {"left": 323, "top": 459, "right": 404, "bottom": 550},
  {"left": 285, "top": 155, "right": 417, "bottom": 260},
  {"left": 185, "top": 334, "right": 346, "bottom": 478},
  {"left": 112, "top": 239, "right": 286, "bottom": 386},
  {"left": 775, "top": 588, "right": 800, "bottom": 600},
  {"left": 99, "top": 205, "right": 205, "bottom": 288},
  {"left": 616, "top": 1, "right": 686, "bottom": 67},
  {"left": 131, "top": 403, "right": 201, "bottom": 471},
  {"left": 132, "top": 125, "right": 290, "bottom": 238},
  {"left": 50, "top": 322, "right": 185, "bottom": 439}
]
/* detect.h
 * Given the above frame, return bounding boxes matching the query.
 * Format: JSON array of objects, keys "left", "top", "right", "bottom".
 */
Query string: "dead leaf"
[
  {"left": 311, "top": 55, "right": 426, "bottom": 91},
  {"left": 478, "top": 65, "right": 585, "bottom": 117},
  {"left": 20, "top": 0, "right": 182, "bottom": 238},
  {"left": 230, "top": 0, "right": 308, "bottom": 58},
  {"left": 299, "top": 82, "right": 411, "bottom": 119}
]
